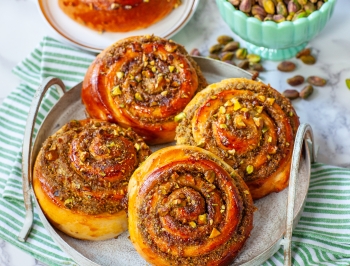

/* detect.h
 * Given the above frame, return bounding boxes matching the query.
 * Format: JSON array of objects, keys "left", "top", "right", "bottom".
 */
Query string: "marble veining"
[{"left": 0, "top": 0, "right": 350, "bottom": 265}]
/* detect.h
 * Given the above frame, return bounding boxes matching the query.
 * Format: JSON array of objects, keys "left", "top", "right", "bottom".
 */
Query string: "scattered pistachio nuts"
[
  {"left": 283, "top": 89, "right": 300, "bottom": 100},
  {"left": 300, "top": 55, "right": 316, "bottom": 65},
  {"left": 287, "top": 75, "right": 305, "bottom": 86},
  {"left": 217, "top": 35, "right": 234, "bottom": 45},
  {"left": 346, "top": 79, "right": 350, "bottom": 90},
  {"left": 228, "top": 0, "right": 327, "bottom": 22},
  {"left": 300, "top": 85, "right": 314, "bottom": 99},
  {"left": 307, "top": 76, "right": 327, "bottom": 86},
  {"left": 222, "top": 41, "right": 240, "bottom": 52},
  {"left": 277, "top": 61, "right": 296, "bottom": 72},
  {"left": 296, "top": 48, "right": 311, "bottom": 58}
]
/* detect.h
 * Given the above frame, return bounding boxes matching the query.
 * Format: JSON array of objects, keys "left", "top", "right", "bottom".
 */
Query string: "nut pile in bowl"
[{"left": 216, "top": 0, "right": 337, "bottom": 60}]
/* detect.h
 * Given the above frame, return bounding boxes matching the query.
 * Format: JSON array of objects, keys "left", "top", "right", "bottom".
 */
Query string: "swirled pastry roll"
[
  {"left": 128, "top": 145, "right": 254, "bottom": 266},
  {"left": 33, "top": 119, "right": 151, "bottom": 240},
  {"left": 82, "top": 35, "right": 208, "bottom": 145},
  {"left": 176, "top": 78, "right": 300, "bottom": 200},
  {"left": 58, "top": 0, "right": 181, "bottom": 32}
]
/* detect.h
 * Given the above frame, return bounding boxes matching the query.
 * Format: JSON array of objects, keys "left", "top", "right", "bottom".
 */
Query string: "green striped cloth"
[{"left": 0, "top": 36, "right": 349, "bottom": 266}]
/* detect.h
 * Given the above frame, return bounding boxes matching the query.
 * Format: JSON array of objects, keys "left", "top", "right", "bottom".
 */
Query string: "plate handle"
[
  {"left": 282, "top": 123, "right": 315, "bottom": 265},
  {"left": 18, "top": 77, "right": 66, "bottom": 242}
]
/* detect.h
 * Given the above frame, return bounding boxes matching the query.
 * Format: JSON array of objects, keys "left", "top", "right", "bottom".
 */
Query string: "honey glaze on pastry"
[
  {"left": 58, "top": 0, "right": 181, "bottom": 32},
  {"left": 176, "top": 78, "right": 300, "bottom": 200},
  {"left": 128, "top": 145, "right": 254, "bottom": 266},
  {"left": 82, "top": 35, "right": 208, "bottom": 145},
  {"left": 33, "top": 119, "right": 151, "bottom": 240}
]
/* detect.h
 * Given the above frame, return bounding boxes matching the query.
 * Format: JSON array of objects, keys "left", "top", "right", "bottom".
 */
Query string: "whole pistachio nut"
[
  {"left": 287, "top": 75, "right": 305, "bottom": 86},
  {"left": 273, "top": 14, "right": 286, "bottom": 22},
  {"left": 277, "top": 61, "right": 297, "bottom": 72},
  {"left": 317, "top": 1, "right": 324, "bottom": 9},
  {"left": 300, "top": 85, "right": 314, "bottom": 99},
  {"left": 248, "top": 70, "right": 260, "bottom": 80},
  {"left": 262, "top": 0, "right": 275, "bottom": 14},
  {"left": 276, "top": 1, "right": 288, "bottom": 16},
  {"left": 238, "top": 59, "right": 250, "bottom": 69},
  {"left": 288, "top": 1, "right": 298, "bottom": 13},
  {"left": 249, "top": 62, "right": 264, "bottom": 71},
  {"left": 252, "top": 4, "right": 267, "bottom": 17},
  {"left": 304, "top": 2, "right": 316, "bottom": 15},
  {"left": 222, "top": 41, "right": 240, "bottom": 52},
  {"left": 286, "top": 13, "right": 294, "bottom": 21},
  {"left": 221, "top": 52, "right": 235, "bottom": 61},
  {"left": 229, "top": 0, "right": 241, "bottom": 6},
  {"left": 190, "top": 48, "right": 201, "bottom": 56},
  {"left": 254, "top": 14, "right": 265, "bottom": 21},
  {"left": 296, "top": 48, "right": 311, "bottom": 58},
  {"left": 310, "top": 0, "right": 318, "bottom": 3},
  {"left": 297, "top": 0, "right": 308, "bottom": 5},
  {"left": 300, "top": 55, "right": 316, "bottom": 65},
  {"left": 209, "top": 44, "right": 223, "bottom": 54},
  {"left": 208, "top": 54, "right": 221, "bottom": 60},
  {"left": 292, "top": 0, "right": 302, "bottom": 9},
  {"left": 292, "top": 10, "right": 307, "bottom": 21},
  {"left": 239, "top": 0, "right": 252, "bottom": 13},
  {"left": 217, "top": 35, "right": 234, "bottom": 45},
  {"left": 346, "top": 79, "right": 350, "bottom": 90},
  {"left": 236, "top": 48, "right": 248, "bottom": 60},
  {"left": 283, "top": 89, "right": 300, "bottom": 100},
  {"left": 264, "top": 14, "right": 274, "bottom": 21},
  {"left": 307, "top": 76, "right": 327, "bottom": 86},
  {"left": 246, "top": 53, "right": 261, "bottom": 63}
]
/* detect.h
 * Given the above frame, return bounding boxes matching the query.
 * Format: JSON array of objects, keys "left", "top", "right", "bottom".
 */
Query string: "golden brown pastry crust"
[
  {"left": 128, "top": 145, "right": 254, "bottom": 266},
  {"left": 82, "top": 35, "right": 208, "bottom": 145},
  {"left": 176, "top": 78, "right": 300, "bottom": 200},
  {"left": 33, "top": 119, "right": 151, "bottom": 240},
  {"left": 58, "top": 0, "right": 181, "bottom": 32}
]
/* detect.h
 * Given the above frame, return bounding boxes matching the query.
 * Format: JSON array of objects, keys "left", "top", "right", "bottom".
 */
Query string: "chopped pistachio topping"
[
  {"left": 262, "top": 126, "right": 269, "bottom": 133},
  {"left": 196, "top": 139, "right": 205, "bottom": 148},
  {"left": 135, "top": 92, "right": 144, "bottom": 101},
  {"left": 246, "top": 165, "right": 254, "bottom": 174},
  {"left": 189, "top": 221, "right": 197, "bottom": 228},
  {"left": 224, "top": 100, "right": 233, "bottom": 107},
  {"left": 255, "top": 106, "right": 264, "bottom": 113},
  {"left": 168, "top": 65, "right": 175, "bottom": 72},
  {"left": 267, "top": 97, "right": 275, "bottom": 105},
  {"left": 219, "top": 106, "right": 226, "bottom": 114},
  {"left": 151, "top": 66, "right": 157, "bottom": 73},
  {"left": 161, "top": 91, "right": 168, "bottom": 96},
  {"left": 134, "top": 143, "right": 140, "bottom": 151},
  {"left": 258, "top": 95, "right": 266, "bottom": 101},
  {"left": 204, "top": 170, "right": 216, "bottom": 183},
  {"left": 253, "top": 117, "right": 262, "bottom": 127},
  {"left": 209, "top": 228, "right": 221, "bottom": 238},
  {"left": 268, "top": 136, "right": 272, "bottom": 142},
  {"left": 198, "top": 214, "right": 207, "bottom": 224},
  {"left": 174, "top": 112, "right": 186, "bottom": 122},
  {"left": 234, "top": 116, "right": 246, "bottom": 128},
  {"left": 116, "top": 72, "right": 124, "bottom": 79},
  {"left": 210, "top": 95, "right": 218, "bottom": 100},
  {"left": 228, "top": 149, "right": 236, "bottom": 155},
  {"left": 119, "top": 104, "right": 125, "bottom": 108},
  {"left": 219, "top": 124, "right": 228, "bottom": 129},
  {"left": 111, "top": 86, "right": 122, "bottom": 96},
  {"left": 231, "top": 98, "right": 242, "bottom": 111}
]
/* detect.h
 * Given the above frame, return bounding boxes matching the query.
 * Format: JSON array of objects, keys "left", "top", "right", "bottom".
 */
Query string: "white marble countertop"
[{"left": 0, "top": 0, "right": 349, "bottom": 265}]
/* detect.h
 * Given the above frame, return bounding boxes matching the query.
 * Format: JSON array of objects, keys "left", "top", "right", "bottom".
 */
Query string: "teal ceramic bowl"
[{"left": 216, "top": 0, "right": 336, "bottom": 61}]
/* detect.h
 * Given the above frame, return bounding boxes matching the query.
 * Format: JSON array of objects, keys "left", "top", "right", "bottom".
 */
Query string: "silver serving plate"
[{"left": 18, "top": 57, "right": 315, "bottom": 266}]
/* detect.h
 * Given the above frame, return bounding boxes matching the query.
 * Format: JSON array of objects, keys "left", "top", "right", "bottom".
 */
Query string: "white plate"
[
  {"left": 37, "top": 0, "right": 199, "bottom": 53},
  {"left": 23, "top": 57, "right": 311, "bottom": 266}
]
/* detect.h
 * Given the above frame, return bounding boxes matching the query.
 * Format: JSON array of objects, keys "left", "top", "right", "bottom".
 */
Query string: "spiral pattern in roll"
[
  {"left": 82, "top": 35, "right": 208, "bottom": 145},
  {"left": 176, "top": 78, "right": 300, "bottom": 200},
  {"left": 128, "top": 145, "right": 254, "bottom": 266},
  {"left": 33, "top": 119, "right": 151, "bottom": 240}
]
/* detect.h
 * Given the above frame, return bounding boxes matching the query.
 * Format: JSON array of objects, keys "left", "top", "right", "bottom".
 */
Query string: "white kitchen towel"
[{"left": 0, "top": 36, "right": 349, "bottom": 266}]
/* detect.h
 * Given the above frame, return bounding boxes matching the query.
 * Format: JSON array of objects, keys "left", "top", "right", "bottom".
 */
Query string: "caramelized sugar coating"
[
  {"left": 58, "top": 0, "right": 181, "bottom": 32},
  {"left": 33, "top": 119, "right": 151, "bottom": 240},
  {"left": 128, "top": 145, "right": 254, "bottom": 265},
  {"left": 176, "top": 78, "right": 300, "bottom": 200},
  {"left": 82, "top": 35, "right": 208, "bottom": 145}
]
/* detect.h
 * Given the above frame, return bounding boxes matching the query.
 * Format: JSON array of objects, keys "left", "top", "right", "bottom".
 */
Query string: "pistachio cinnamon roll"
[
  {"left": 128, "top": 145, "right": 254, "bottom": 265},
  {"left": 176, "top": 78, "right": 300, "bottom": 200},
  {"left": 82, "top": 35, "right": 207, "bottom": 145},
  {"left": 33, "top": 119, "right": 151, "bottom": 240},
  {"left": 58, "top": 0, "right": 181, "bottom": 32}
]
